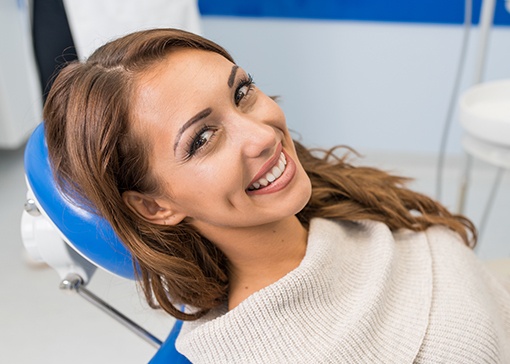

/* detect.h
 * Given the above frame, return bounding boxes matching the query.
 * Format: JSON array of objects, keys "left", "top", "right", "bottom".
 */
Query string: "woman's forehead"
[
  {"left": 130, "top": 49, "right": 235, "bottom": 138},
  {"left": 134, "top": 49, "right": 234, "bottom": 108},
  {"left": 141, "top": 48, "right": 234, "bottom": 81}
]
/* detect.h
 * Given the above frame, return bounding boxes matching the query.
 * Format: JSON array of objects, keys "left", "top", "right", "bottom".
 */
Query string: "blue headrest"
[{"left": 25, "top": 123, "right": 135, "bottom": 279}]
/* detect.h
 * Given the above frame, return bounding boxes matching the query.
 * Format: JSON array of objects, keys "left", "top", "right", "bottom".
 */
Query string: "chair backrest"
[
  {"left": 149, "top": 320, "right": 190, "bottom": 364},
  {"left": 25, "top": 122, "right": 135, "bottom": 279}
]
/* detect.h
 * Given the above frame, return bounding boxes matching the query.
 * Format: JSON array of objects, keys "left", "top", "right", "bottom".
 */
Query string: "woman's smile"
[
  {"left": 247, "top": 146, "right": 286, "bottom": 191},
  {"left": 246, "top": 147, "right": 296, "bottom": 195}
]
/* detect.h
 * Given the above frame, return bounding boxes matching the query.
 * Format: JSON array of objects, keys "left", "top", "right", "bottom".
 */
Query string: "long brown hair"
[{"left": 44, "top": 28, "right": 476, "bottom": 321}]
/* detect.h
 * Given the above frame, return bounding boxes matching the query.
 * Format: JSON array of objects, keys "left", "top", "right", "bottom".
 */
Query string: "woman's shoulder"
[{"left": 317, "top": 217, "right": 468, "bottom": 252}]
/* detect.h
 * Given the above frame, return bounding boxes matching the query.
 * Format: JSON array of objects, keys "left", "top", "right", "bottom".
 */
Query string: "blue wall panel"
[{"left": 198, "top": 0, "right": 510, "bottom": 26}]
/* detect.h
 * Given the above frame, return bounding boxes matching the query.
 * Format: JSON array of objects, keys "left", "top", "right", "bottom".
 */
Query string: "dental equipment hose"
[{"left": 435, "top": 0, "right": 472, "bottom": 202}]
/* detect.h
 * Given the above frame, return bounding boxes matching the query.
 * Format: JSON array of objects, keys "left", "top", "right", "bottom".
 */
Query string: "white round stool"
[
  {"left": 458, "top": 78, "right": 510, "bottom": 237},
  {"left": 460, "top": 78, "right": 510, "bottom": 168}
]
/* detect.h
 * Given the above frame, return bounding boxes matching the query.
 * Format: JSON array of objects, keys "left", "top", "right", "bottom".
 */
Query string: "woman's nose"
[{"left": 234, "top": 116, "right": 276, "bottom": 159}]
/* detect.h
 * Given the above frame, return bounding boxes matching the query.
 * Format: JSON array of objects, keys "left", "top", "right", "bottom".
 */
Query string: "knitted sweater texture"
[{"left": 176, "top": 218, "right": 510, "bottom": 363}]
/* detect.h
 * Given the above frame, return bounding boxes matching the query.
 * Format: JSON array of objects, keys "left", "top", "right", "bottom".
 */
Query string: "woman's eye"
[
  {"left": 187, "top": 128, "right": 215, "bottom": 158},
  {"left": 235, "top": 84, "right": 250, "bottom": 105},
  {"left": 235, "top": 75, "right": 254, "bottom": 106}
]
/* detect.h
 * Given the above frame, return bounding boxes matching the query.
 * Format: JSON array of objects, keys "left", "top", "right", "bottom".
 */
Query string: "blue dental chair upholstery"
[{"left": 22, "top": 123, "right": 190, "bottom": 363}]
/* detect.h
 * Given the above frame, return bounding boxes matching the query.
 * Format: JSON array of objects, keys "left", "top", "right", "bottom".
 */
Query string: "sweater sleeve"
[{"left": 414, "top": 226, "right": 510, "bottom": 363}]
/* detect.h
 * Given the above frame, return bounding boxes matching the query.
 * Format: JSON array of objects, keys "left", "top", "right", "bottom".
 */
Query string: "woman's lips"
[
  {"left": 247, "top": 151, "right": 287, "bottom": 191},
  {"left": 246, "top": 148, "right": 296, "bottom": 195},
  {"left": 247, "top": 144, "right": 283, "bottom": 188}
]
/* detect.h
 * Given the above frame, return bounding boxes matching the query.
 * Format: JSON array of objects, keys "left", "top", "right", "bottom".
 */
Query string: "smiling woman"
[{"left": 43, "top": 28, "right": 510, "bottom": 363}]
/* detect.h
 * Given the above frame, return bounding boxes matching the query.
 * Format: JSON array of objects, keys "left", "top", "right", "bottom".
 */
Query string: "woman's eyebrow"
[
  {"left": 228, "top": 65, "right": 239, "bottom": 88},
  {"left": 173, "top": 108, "right": 212, "bottom": 152}
]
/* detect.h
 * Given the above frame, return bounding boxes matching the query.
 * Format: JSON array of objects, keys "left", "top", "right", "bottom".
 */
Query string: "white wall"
[{"left": 202, "top": 17, "right": 510, "bottom": 155}]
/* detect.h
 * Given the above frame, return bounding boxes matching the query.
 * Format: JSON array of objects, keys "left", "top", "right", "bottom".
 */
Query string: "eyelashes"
[
  {"left": 234, "top": 74, "right": 254, "bottom": 106},
  {"left": 184, "top": 73, "right": 255, "bottom": 160},
  {"left": 185, "top": 124, "right": 216, "bottom": 160}
]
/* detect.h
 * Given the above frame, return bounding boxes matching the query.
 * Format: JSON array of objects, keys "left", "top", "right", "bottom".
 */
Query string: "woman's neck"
[{"left": 218, "top": 217, "right": 309, "bottom": 310}]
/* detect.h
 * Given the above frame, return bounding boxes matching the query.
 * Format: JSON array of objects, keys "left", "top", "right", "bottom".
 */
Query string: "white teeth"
[
  {"left": 248, "top": 152, "right": 288, "bottom": 191},
  {"left": 271, "top": 166, "right": 282, "bottom": 179}
]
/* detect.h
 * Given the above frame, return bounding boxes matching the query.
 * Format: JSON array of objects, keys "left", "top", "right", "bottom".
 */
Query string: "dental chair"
[{"left": 21, "top": 122, "right": 191, "bottom": 363}]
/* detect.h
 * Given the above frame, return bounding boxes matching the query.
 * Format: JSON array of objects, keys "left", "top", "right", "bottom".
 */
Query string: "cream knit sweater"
[{"left": 176, "top": 219, "right": 510, "bottom": 363}]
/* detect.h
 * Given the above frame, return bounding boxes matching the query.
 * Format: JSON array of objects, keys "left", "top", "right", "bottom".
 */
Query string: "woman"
[{"left": 44, "top": 28, "right": 510, "bottom": 363}]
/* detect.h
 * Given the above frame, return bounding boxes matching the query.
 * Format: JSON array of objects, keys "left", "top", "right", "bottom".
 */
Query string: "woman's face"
[{"left": 130, "top": 48, "right": 311, "bottom": 240}]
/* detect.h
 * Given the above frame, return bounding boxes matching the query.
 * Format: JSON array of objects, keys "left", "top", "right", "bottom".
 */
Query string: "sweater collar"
[{"left": 177, "top": 218, "right": 432, "bottom": 363}]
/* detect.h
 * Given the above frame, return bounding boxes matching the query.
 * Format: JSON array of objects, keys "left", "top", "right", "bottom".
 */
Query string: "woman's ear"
[{"left": 122, "top": 191, "right": 186, "bottom": 226}]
